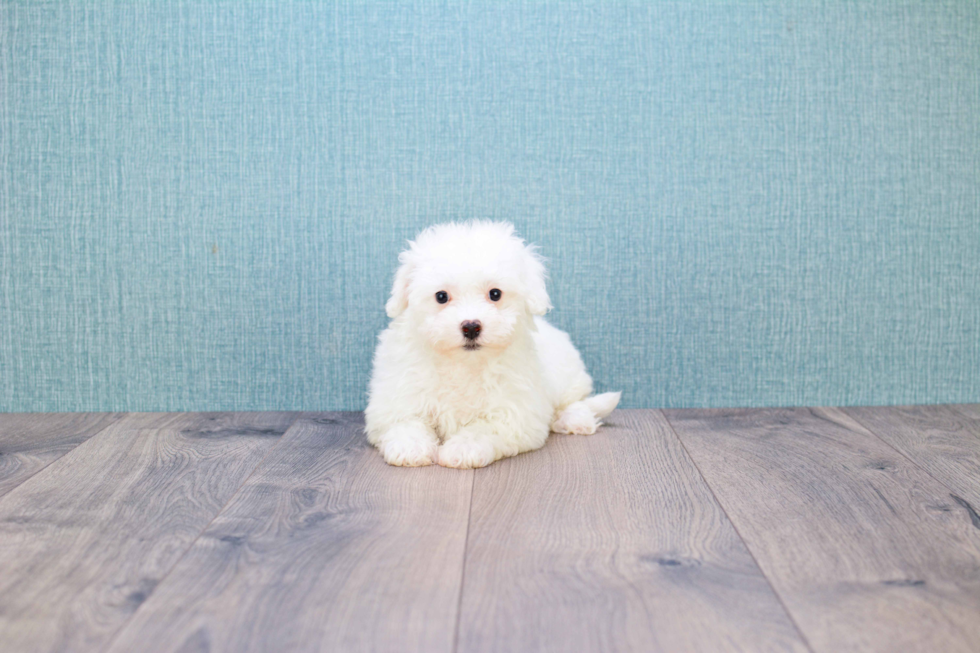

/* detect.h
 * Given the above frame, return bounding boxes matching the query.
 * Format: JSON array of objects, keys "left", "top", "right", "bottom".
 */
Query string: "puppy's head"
[{"left": 385, "top": 221, "right": 551, "bottom": 352}]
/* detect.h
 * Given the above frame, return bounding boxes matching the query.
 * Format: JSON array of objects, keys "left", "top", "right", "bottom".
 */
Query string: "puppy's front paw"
[
  {"left": 379, "top": 431, "right": 439, "bottom": 467},
  {"left": 438, "top": 438, "right": 496, "bottom": 469}
]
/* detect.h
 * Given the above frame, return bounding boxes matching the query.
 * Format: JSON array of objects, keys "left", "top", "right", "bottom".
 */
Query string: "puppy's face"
[{"left": 385, "top": 222, "right": 551, "bottom": 353}]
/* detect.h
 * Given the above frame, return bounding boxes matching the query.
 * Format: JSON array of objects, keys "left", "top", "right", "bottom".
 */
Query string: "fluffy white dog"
[{"left": 365, "top": 221, "right": 621, "bottom": 468}]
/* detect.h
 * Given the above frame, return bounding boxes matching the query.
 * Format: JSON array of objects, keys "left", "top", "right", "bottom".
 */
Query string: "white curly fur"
[{"left": 365, "top": 221, "right": 620, "bottom": 468}]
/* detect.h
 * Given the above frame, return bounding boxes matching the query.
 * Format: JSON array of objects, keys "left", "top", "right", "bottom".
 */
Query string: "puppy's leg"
[
  {"left": 437, "top": 424, "right": 498, "bottom": 469},
  {"left": 373, "top": 420, "right": 440, "bottom": 467},
  {"left": 552, "top": 401, "right": 600, "bottom": 435},
  {"left": 438, "top": 419, "right": 549, "bottom": 469},
  {"left": 552, "top": 391, "right": 622, "bottom": 435}
]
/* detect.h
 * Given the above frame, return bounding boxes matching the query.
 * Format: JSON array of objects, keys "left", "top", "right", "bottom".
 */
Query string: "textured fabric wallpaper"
[{"left": 2, "top": 2, "right": 978, "bottom": 412}]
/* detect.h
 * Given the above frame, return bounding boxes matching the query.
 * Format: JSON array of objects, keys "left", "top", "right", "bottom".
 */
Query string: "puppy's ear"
[
  {"left": 523, "top": 246, "right": 552, "bottom": 316},
  {"left": 385, "top": 252, "right": 414, "bottom": 318}
]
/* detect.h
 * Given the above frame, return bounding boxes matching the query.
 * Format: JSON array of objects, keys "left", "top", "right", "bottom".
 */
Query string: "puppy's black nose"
[{"left": 461, "top": 320, "right": 482, "bottom": 341}]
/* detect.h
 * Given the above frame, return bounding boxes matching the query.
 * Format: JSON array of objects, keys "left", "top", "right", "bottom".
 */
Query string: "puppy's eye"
[
  {"left": 435, "top": 291, "right": 449, "bottom": 304},
  {"left": 489, "top": 288, "right": 502, "bottom": 302}
]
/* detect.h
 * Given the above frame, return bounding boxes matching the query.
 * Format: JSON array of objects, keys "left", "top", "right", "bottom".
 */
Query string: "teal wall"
[{"left": 2, "top": 2, "right": 978, "bottom": 412}]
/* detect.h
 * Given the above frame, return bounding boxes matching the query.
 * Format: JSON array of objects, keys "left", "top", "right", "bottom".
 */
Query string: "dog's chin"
[{"left": 425, "top": 333, "right": 514, "bottom": 353}]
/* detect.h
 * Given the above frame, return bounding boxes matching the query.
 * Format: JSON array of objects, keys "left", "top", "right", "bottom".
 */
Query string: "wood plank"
[
  {"left": 0, "top": 412, "right": 123, "bottom": 498},
  {"left": 950, "top": 403, "right": 980, "bottom": 421},
  {"left": 0, "top": 411, "right": 297, "bottom": 653},
  {"left": 664, "top": 407, "right": 980, "bottom": 653},
  {"left": 456, "top": 409, "right": 809, "bottom": 652},
  {"left": 845, "top": 405, "right": 980, "bottom": 507},
  {"left": 105, "top": 413, "right": 473, "bottom": 653}
]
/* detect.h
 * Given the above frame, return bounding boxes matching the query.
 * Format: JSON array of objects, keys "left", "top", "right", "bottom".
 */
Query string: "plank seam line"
[
  {"left": 841, "top": 407, "right": 974, "bottom": 508},
  {"left": 0, "top": 412, "right": 125, "bottom": 499},
  {"left": 99, "top": 411, "right": 305, "bottom": 652},
  {"left": 659, "top": 409, "right": 816, "bottom": 653},
  {"left": 451, "top": 468, "right": 477, "bottom": 653}
]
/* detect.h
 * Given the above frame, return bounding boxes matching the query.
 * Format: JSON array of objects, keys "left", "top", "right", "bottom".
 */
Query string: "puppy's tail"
[{"left": 584, "top": 391, "right": 621, "bottom": 420}]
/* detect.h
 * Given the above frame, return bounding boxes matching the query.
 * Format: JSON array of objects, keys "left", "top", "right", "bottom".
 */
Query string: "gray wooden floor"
[{"left": 0, "top": 407, "right": 978, "bottom": 652}]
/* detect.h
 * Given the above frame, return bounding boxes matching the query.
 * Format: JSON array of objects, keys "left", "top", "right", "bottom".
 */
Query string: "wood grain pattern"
[
  {"left": 105, "top": 413, "right": 474, "bottom": 653},
  {"left": 845, "top": 405, "right": 980, "bottom": 507},
  {"left": 0, "top": 412, "right": 123, "bottom": 497},
  {"left": 950, "top": 403, "right": 980, "bottom": 422},
  {"left": 456, "top": 409, "right": 808, "bottom": 653},
  {"left": 0, "top": 411, "right": 297, "bottom": 653},
  {"left": 665, "top": 407, "right": 980, "bottom": 653}
]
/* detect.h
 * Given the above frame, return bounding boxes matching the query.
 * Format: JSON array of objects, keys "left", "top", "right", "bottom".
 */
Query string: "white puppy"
[{"left": 365, "top": 221, "right": 621, "bottom": 468}]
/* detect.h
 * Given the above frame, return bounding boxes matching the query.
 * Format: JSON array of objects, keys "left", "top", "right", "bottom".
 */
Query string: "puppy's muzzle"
[{"left": 461, "top": 320, "right": 482, "bottom": 341}]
